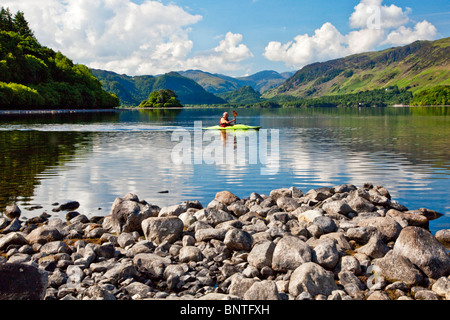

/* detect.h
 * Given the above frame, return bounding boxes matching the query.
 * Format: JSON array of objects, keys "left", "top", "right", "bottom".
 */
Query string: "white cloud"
[
  {"left": 264, "top": 0, "right": 438, "bottom": 70},
  {"left": 2, "top": 0, "right": 252, "bottom": 75}
]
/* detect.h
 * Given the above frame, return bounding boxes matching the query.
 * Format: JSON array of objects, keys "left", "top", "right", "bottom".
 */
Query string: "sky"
[{"left": 2, "top": 0, "right": 449, "bottom": 77}]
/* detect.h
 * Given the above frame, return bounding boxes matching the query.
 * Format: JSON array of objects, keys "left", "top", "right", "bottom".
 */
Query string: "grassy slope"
[{"left": 263, "top": 37, "right": 450, "bottom": 99}]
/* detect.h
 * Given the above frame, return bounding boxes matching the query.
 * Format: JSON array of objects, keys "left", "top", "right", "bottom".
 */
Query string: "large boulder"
[
  {"left": 373, "top": 251, "right": 424, "bottom": 287},
  {"left": 248, "top": 240, "right": 276, "bottom": 270},
  {"left": 215, "top": 191, "right": 240, "bottom": 206},
  {"left": 393, "top": 226, "right": 450, "bottom": 279},
  {"left": 289, "top": 262, "right": 339, "bottom": 298},
  {"left": 26, "top": 225, "right": 63, "bottom": 245},
  {"left": 272, "top": 235, "right": 312, "bottom": 272},
  {"left": 0, "top": 263, "right": 48, "bottom": 300},
  {"left": 141, "top": 216, "right": 184, "bottom": 245},
  {"left": 110, "top": 193, "right": 160, "bottom": 234},
  {"left": 357, "top": 217, "right": 402, "bottom": 242}
]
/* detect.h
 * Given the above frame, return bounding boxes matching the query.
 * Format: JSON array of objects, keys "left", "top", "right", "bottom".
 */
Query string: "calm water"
[{"left": 0, "top": 107, "right": 449, "bottom": 234}]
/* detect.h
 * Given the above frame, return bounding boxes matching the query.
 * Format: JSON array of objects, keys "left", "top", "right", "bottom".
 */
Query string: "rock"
[
  {"left": 355, "top": 232, "right": 390, "bottom": 259},
  {"left": 133, "top": 253, "right": 171, "bottom": 278},
  {"left": 26, "top": 225, "right": 63, "bottom": 245},
  {"left": 243, "top": 280, "right": 280, "bottom": 300},
  {"left": 179, "top": 246, "right": 204, "bottom": 262},
  {"left": 195, "top": 208, "right": 235, "bottom": 227},
  {"left": 195, "top": 228, "right": 227, "bottom": 242},
  {"left": 276, "top": 196, "right": 300, "bottom": 212},
  {"left": 418, "top": 208, "right": 443, "bottom": 221},
  {"left": 338, "top": 271, "right": 364, "bottom": 290},
  {"left": 347, "top": 195, "right": 375, "bottom": 213},
  {"left": 272, "top": 235, "right": 312, "bottom": 272},
  {"left": 297, "top": 209, "right": 324, "bottom": 223},
  {"left": 414, "top": 290, "right": 439, "bottom": 300},
  {"left": 123, "top": 282, "right": 152, "bottom": 298},
  {"left": 158, "top": 204, "right": 188, "bottom": 217},
  {"left": 103, "top": 262, "right": 137, "bottom": 284},
  {"left": 0, "top": 263, "right": 48, "bottom": 300},
  {"left": 393, "top": 226, "right": 450, "bottom": 279},
  {"left": 248, "top": 240, "right": 275, "bottom": 270},
  {"left": 228, "top": 275, "right": 258, "bottom": 298},
  {"left": 198, "top": 293, "right": 241, "bottom": 300},
  {"left": 431, "top": 276, "right": 450, "bottom": 299},
  {"left": 269, "top": 188, "right": 292, "bottom": 200},
  {"left": 289, "top": 262, "right": 339, "bottom": 298},
  {"left": 40, "top": 241, "right": 71, "bottom": 255},
  {"left": 435, "top": 229, "right": 450, "bottom": 246},
  {"left": 373, "top": 251, "right": 424, "bottom": 287},
  {"left": 117, "top": 232, "right": 137, "bottom": 249},
  {"left": 178, "top": 211, "right": 196, "bottom": 228},
  {"left": 57, "top": 201, "right": 80, "bottom": 211},
  {"left": 0, "top": 232, "right": 28, "bottom": 251},
  {"left": 215, "top": 191, "right": 240, "bottom": 206},
  {"left": 311, "top": 238, "right": 340, "bottom": 270},
  {"left": 367, "top": 291, "right": 391, "bottom": 300},
  {"left": 305, "top": 187, "right": 334, "bottom": 202},
  {"left": 141, "top": 216, "right": 183, "bottom": 245},
  {"left": 322, "top": 200, "right": 353, "bottom": 216},
  {"left": 357, "top": 217, "right": 402, "bottom": 242},
  {"left": 5, "top": 204, "right": 21, "bottom": 219},
  {"left": 312, "top": 216, "right": 337, "bottom": 236},
  {"left": 2, "top": 218, "right": 22, "bottom": 233},
  {"left": 227, "top": 201, "right": 249, "bottom": 217},
  {"left": 224, "top": 228, "right": 253, "bottom": 251},
  {"left": 111, "top": 193, "right": 160, "bottom": 234}
]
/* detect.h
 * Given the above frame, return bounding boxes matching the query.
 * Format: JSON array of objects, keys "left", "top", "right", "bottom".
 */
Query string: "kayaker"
[{"left": 220, "top": 112, "right": 236, "bottom": 127}]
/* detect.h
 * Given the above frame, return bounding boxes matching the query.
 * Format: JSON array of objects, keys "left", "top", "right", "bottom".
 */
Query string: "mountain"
[
  {"left": 179, "top": 69, "right": 292, "bottom": 94},
  {"left": 91, "top": 69, "right": 226, "bottom": 106},
  {"left": 217, "top": 86, "right": 263, "bottom": 105},
  {"left": 264, "top": 37, "right": 450, "bottom": 99},
  {"left": 177, "top": 70, "right": 241, "bottom": 95}
]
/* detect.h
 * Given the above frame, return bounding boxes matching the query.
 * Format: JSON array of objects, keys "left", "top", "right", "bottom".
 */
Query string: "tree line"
[{"left": 0, "top": 7, "right": 119, "bottom": 109}]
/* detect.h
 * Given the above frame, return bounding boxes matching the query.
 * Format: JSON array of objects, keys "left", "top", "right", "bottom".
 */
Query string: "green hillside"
[
  {"left": 264, "top": 37, "right": 450, "bottom": 100},
  {"left": 0, "top": 7, "right": 119, "bottom": 109},
  {"left": 92, "top": 69, "right": 226, "bottom": 106},
  {"left": 217, "top": 86, "right": 263, "bottom": 105}
]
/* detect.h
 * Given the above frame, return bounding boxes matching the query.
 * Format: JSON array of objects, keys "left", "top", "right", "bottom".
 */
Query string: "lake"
[{"left": 0, "top": 106, "right": 449, "bottom": 234}]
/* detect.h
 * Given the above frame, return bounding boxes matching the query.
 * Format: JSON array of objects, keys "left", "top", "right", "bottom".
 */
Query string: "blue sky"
[{"left": 3, "top": 0, "right": 449, "bottom": 76}]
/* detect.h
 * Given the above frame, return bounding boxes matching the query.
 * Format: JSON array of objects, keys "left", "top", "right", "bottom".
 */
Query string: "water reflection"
[{"left": 0, "top": 107, "right": 448, "bottom": 234}]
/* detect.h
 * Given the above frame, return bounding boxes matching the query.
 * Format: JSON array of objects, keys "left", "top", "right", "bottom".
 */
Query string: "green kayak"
[{"left": 203, "top": 124, "right": 262, "bottom": 131}]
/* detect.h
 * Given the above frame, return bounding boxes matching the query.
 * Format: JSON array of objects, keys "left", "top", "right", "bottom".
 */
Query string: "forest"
[{"left": 0, "top": 7, "right": 119, "bottom": 109}]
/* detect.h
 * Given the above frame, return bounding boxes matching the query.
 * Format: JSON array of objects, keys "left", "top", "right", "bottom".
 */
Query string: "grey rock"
[
  {"left": 227, "top": 201, "right": 249, "bottom": 217},
  {"left": 40, "top": 241, "right": 71, "bottom": 255},
  {"left": 117, "top": 232, "right": 137, "bottom": 248},
  {"left": 179, "top": 246, "right": 204, "bottom": 262},
  {"left": 3, "top": 218, "right": 21, "bottom": 233},
  {"left": 228, "top": 275, "right": 258, "bottom": 298},
  {"left": 123, "top": 282, "right": 152, "bottom": 298},
  {"left": 312, "top": 216, "right": 337, "bottom": 236},
  {"left": 393, "top": 226, "right": 450, "bottom": 279},
  {"left": 195, "top": 228, "right": 227, "bottom": 242},
  {"left": 289, "top": 262, "right": 339, "bottom": 298},
  {"left": 248, "top": 240, "right": 275, "bottom": 270},
  {"left": 103, "top": 262, "right": 137, "bottom": 284},
  {"left": 141, "top": 216, "right": 183, "bottom": 245},
  {"left": 196, "top": 208, "right": 235, "bottom": 227},
  {"left": 269, "top": 188, "right": 292, "bottom": 200},
  {"left": 0, "top": 232, "right": 28, "bottom": 251},
  {"left": 26, "top": 225, "right": 63, "bottom": 245},
  {"left": 276, "top": 196, "right": 300, "bottom": 212},
  {"left": 224, "top": 228, "right": 253, "bottom": 251},
  {"left": 111, "top": 193, "right": 160, "bottom": 235},
  {"left": 272, "top": 235, "right": 312, "bottom": 272},
  {"left": 243, "top": 280, "right": 280, "bottom": 300},
  {"left": 431, "top": 276, "right": 450, "bottom": 299},
  {"left": 373, "top": 251, "right": 424, "bottom": 287},
  {"left": 435, "top": 229, "right": 450, "bottom": 246},
  {"left": 133, "top": 253, "right": 171, "bottom": 278},
  {"left": 311, "top": 238, "right": 340, "bottom": 270},
  {"left": 357, "top": 217, "right": 402, "bottom": 242},
  {"left": 355, "top": 232, "right": 390, "bottom": 259},
  {"left": 322, "top": 200, "right": 353, "bottom": 216},
  {"left": 158, "top": 204, "right": 188, "bottom": 217}
]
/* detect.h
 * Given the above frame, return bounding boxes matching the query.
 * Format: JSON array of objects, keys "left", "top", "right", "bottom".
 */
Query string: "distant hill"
[
  {"left": 91, "top": 69, "right": 226, "bottom": 106},
  {"left": 179, "top": 70, "right": 292, "bottom": 94},
  {"left": 264, "top": 37, "right": 450, "bottom": 99},
  {"left": 217, "top": 86, "right": 263, "bottom": 105}
]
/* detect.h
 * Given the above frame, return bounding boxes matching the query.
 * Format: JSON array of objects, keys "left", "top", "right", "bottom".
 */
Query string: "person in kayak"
[{"left": 220, "top": 112, "right": 236, "bottom": 127}]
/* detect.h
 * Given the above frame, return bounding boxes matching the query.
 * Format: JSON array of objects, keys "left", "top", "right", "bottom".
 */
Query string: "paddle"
[{"left": 232, "top": 110, "right": 237, "bottom": 124}]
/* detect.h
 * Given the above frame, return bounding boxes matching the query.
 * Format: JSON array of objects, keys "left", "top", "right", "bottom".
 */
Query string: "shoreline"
[{"left": 1, "top": 183, "right": 449, "bottom": 300}]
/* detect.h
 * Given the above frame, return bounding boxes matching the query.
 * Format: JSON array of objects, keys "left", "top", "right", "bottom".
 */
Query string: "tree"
[
  {"left": 138, "top": 89, "right": 183, "bottom": 108},
  {"left": 0, "top": 7, "right": 14, "bottom": 32},
  {"left": 13, "top": 11, "right": 34, "bottom": 38}
]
